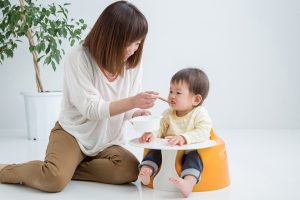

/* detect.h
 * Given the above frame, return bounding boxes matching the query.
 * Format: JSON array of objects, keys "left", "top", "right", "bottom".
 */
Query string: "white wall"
[{"left": 0, "top": 0, "right": 299, "bottom": 136}]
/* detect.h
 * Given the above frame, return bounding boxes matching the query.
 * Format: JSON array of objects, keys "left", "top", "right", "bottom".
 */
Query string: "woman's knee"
[
  {"left": 111, "top": 154, "right": 139, "bottom": 183},
  {"left": 101, "top": 148, "right": 139, "bottom": 184},
  {"left": 39, "top": 173, "right": 69, "bottom": 192}
]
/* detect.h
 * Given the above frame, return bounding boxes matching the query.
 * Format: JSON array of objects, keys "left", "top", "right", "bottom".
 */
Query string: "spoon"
[{"left": 158, "top": 96, "right": 169, "bottom": 103}]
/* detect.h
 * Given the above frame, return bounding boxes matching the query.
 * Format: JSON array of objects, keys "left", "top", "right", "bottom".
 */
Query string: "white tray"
[{"left": 129, "top": 138, "right": 216, "bottom": 150}]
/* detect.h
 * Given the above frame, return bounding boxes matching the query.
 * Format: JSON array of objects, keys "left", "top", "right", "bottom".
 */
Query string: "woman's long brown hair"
[{"left": 83, "top": 1, "right": 148, "bottom": 76}]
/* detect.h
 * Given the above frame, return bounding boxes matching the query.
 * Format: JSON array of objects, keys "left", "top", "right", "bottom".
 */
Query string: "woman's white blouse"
[{"left": 59, "top": 45, "right": 142, "bottom": 156}]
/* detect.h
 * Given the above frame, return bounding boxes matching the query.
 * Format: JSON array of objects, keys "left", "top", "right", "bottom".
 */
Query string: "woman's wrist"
[
  {"left": 127, "top": 96, "right": 136, "bottom": 109},
  {"left": 109, "top": 97, "right": 136, "bottom": 117}
]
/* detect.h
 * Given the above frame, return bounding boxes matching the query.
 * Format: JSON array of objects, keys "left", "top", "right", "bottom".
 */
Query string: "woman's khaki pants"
[{"left": 0, "top": 122, "right": 139, "bottom": 192}]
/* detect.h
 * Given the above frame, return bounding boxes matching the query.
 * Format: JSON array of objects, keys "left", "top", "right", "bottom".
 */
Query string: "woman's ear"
[{"left": 193, "top": 94, "right": 202, "bottom": 106}]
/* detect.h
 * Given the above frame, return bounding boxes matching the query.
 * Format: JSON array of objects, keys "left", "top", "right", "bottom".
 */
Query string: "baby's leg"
[
  {"left": 169, "top": 175, "right": 197, "bottom": 198},
  {"left": 138, "top": 165, "right": 153, "bottom": 185},
  {"left": 171, "top": 150, "right": 202, "bottom": 197},
  {"left": 139, "top": 149, "right": 161, "bottom": 185}
]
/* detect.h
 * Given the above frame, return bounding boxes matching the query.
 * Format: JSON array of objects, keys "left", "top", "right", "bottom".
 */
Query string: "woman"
[{"left": 0, "top": 1, "right": 158, "bottom": 192}]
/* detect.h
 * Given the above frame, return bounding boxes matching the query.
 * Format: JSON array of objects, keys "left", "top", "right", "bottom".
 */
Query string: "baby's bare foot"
[
  {"left": 169, "top": 176, "right": 196, "bottom": 198},
  {"left": 138, "top": 166, "right": 153, "bottom": 185}
]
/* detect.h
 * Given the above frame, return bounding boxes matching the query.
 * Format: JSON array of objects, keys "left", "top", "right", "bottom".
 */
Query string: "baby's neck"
[{"left": 175, "top": 108, "right": 193, "bottom": 117}]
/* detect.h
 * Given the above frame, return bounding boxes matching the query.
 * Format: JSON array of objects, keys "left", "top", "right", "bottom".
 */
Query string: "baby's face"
[{"left": 168, "top": 81, "right": 196, "bottom": 116}]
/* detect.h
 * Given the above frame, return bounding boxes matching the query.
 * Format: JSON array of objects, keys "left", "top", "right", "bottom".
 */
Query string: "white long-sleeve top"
[{"left": 58, "top": 45, "right": 142, "bottom": 156}]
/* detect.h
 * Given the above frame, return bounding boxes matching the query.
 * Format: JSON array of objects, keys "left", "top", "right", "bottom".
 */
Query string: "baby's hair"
[{"left": 171, "top": 68, "right": 209, "bottom": 105}]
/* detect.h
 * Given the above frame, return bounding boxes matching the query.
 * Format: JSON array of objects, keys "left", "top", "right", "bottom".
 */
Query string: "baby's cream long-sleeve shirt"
[
  {"left": 58, "top": 45, "right": 142, "bottom": 156},
  {"left": 158, "top": 106, "right": 212, "bottom": 144}
]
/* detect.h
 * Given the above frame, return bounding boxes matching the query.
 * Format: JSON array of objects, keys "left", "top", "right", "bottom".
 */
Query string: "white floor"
[{"left": 0, "top": 130, "right": 300, "bottom": 200}]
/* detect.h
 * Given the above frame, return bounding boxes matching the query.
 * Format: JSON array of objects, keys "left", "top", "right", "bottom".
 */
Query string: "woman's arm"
[{"left": 109, "top": 91, "right": 159, "bottom": 117}]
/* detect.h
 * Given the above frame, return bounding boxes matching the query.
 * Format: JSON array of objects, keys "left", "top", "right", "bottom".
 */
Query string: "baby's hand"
[
  {"left": 139, "top": 132, "right": 154, "bottom": 143},
  {"left": 165, "top": 135, "right": 186, "bottom": 146}
]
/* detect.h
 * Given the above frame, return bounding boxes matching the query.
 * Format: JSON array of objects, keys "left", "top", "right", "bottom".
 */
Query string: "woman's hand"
[
  {"left": 139, "top": 132, "right": 154, "bottom": 143},
  {"left": 109, "top": 91, "right": 158, "bottom": 117},
  {"left": 165, "top": 135, "right": 186, "bottom": 146},
  {"left": 132, "top": 109, "right": 151, "bottom": 118},
  {"left": 131, "top": 91, "right": 159, "bottom": 109}
]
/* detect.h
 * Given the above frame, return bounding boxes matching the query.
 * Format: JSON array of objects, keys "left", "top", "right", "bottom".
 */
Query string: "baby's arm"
[
  {"left": 181, "top": 109, "right": 212, "bottom": 144},
  {"left": 139, "top": 109, "right": 170, "bottom": 143}
]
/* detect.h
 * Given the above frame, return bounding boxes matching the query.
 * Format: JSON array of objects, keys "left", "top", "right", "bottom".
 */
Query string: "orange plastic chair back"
[{"left": 143, "top": 129, "right": 230, "bottom": 191}]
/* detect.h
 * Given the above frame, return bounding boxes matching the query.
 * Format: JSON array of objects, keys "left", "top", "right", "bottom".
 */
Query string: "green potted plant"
[{"left": 0, "top": 0, "right": 87, "bottom": 140}]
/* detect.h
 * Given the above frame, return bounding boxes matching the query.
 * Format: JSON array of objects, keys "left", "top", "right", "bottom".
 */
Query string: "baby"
[{"left": 138, "top": 68, "right": 212, "bottom": 197}]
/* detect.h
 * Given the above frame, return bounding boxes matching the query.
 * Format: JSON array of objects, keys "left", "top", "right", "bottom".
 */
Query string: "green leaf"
[
  {"left": 45, "top": 56, "right": 51, "bottom": 65},
  {"left": 45, "top": 46, "right": 51, "bottom": 54},
  {"left": 37, "top": 55, "right": 45, "bottom": 62},
  {"left": 50, "top": 5, "right": 56, "bottom": 15},
  {"left": 54, "top": 51, "right": 60, "bottom": 64},
  {"left": 82, "top": 24, "right": 87, "bottom": 30},
  {"left": 74, "top": 29, "right": 81, "bottom": 36},
  {"left": 70, "top": 39, "right": 75, "bottom": 46},
  {"left": 36, "top": 45, "right": 41, "bottom": 53},
  {"left": 51, "top": 61, "right": 56, "bottom": 71},
  {"left": 61, "top": 28, "right": 67, "bottom": 37},
  {"left": 5, "top": 49, "right": 13, "bottom": 57},
  {"left": 40, "top": 42, "right": 45, "bottom": 51},
  {"left": 29, "top": 45, "right": 35, "bottom": 52}
]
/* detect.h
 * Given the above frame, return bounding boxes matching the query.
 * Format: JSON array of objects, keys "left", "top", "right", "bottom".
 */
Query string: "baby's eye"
[
  {"left": 169, "top": 90, "right": 173, "bottom": 94},
  {"left": 177, "top": 92, "right": 182, "bottom": 95}
]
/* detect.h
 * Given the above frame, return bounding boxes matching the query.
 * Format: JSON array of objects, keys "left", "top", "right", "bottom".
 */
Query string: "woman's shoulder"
[
  {"left": 65, "top": 45, "right": 96, "bottom": 71},
  {"left": 66, "top": 45, "right": 89, "bottom": 63}
]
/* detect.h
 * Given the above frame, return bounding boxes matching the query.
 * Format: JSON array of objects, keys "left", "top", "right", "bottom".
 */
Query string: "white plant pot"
[{"left": 21, "top": 91, "right": 62, "bottom": 140}]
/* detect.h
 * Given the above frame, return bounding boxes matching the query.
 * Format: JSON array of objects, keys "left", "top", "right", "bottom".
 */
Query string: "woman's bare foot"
[
  {"left": 138, "top": 166, "right": 153, "bottom": 185},
  {"left": 0, "top": 164, "right": 8, "bottom": 172},
  {"left": 169, "top": 175, "right": 197, "bottom": 198}
]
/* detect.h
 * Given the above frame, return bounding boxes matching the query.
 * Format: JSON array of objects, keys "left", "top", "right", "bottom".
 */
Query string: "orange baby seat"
[{"left": 143, "top": 129, "right": 230, "bottom": 191}]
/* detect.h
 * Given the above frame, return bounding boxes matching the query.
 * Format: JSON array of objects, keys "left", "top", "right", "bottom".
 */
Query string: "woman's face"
[{"left": 124, "top": 40, "right": 141, "bottom": 61}]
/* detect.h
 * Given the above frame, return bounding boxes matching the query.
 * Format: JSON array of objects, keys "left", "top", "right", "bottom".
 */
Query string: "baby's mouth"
[{"left": 170, "top": 100, "right": 176, "bottom": 105}]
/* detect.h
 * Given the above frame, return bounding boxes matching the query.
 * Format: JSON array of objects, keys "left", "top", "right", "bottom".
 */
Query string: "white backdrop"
[{"left": 0, "top": 0, "right": 299, "bottom": 136}]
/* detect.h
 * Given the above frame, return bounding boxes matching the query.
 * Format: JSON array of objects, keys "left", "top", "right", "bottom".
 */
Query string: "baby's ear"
[{"left": 193, "top": 94, "right": 202, "bottom": 106}]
